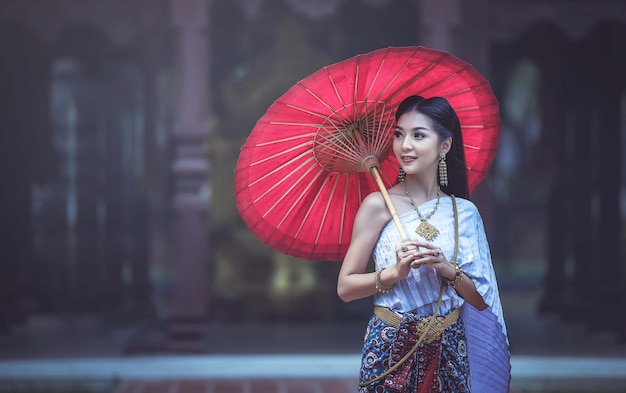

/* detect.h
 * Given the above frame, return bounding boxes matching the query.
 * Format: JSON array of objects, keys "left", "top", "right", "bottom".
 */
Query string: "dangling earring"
[
  {"left": 397, "top": 167, "right": 406, "bottom": 183},
  {"left": 438, "top": 152, "right": 448, "bottom": 186}
]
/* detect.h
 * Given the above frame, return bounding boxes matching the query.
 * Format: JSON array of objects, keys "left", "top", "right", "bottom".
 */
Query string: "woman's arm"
[
  {"left": 440, "top": 262, "right": 488, "bottom": 311},
  {"left": 337, "top": 193, "right": 397, "bottom": 302}
]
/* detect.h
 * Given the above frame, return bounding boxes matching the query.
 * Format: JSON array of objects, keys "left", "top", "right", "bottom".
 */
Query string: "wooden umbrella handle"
[{"left": 369, "top": 166, "right": 409, "bottom": 242}]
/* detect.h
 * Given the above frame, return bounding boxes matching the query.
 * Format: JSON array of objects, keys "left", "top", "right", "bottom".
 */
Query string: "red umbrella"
[{"left": 235, "top": 46, "right": 500, "bottom": 261}]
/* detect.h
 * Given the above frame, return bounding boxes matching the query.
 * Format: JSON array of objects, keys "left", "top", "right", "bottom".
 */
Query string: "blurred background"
[{"left": 0, "top": 0, "right": 625, "bottom": 392}]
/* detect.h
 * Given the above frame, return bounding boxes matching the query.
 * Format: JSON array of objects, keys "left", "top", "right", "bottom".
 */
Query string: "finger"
[
  {"left": 411, "top": 260, "right": 423, "bottom": 269},
  {"left": 415, "top": 250, "right": 437, "bottom": 259},
  {"left": 397, "top": 243, "right": 412, "bottom": 253},
  {"left": 412, "top": 241, "right": 432, "bottom": 249}
]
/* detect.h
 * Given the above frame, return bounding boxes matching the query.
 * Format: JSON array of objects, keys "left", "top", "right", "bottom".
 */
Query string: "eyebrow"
[{"left": 395, "top": 126, "right": 430, "bottom": 132}]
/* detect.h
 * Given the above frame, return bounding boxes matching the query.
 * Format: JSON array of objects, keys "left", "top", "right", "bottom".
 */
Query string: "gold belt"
[{"left": 374, "top": 305, "right": 459, "bottom": 344}]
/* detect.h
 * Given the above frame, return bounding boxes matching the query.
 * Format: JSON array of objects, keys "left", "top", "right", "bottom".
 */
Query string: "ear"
[{"left": 440, "top": 137, "right": 452, "bottom": 154}]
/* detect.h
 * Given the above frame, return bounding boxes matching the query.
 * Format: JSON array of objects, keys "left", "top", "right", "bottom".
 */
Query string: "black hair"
[{"left": 395, "top": 95, "right": 469, "bottom": 198}]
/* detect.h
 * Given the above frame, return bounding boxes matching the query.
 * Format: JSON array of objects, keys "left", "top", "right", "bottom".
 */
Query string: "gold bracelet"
[
  {"left": 375, "top": 268, "right": 394, "bottom": 293},
  {"left": 444, "top": 261, "right": 464, "bottom": 288}
]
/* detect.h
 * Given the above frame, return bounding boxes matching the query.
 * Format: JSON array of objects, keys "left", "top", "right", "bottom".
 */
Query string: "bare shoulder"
[
  {"left": 355, "top": 191, "right": 393, "bottom": 229},
  {"left": 360, "top": 191, "right": 389, "bottom": 213}
]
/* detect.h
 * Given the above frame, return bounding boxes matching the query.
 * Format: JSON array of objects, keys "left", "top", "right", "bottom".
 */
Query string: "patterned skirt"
[{"left": 358, "top": 309, "right": 471, "bottom": 393}]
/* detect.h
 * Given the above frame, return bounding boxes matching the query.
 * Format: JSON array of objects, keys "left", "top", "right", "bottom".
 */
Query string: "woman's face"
[{"left": 393, "top": 111, "right": 449, "bottom": 178}]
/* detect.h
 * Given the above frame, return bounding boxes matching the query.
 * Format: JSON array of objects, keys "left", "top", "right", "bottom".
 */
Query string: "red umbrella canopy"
[{"left": 235, "top": 46, "right": 500, "bottom": 261}]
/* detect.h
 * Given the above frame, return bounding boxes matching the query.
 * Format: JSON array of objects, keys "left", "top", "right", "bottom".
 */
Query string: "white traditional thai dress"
[{"left": 364, "top": 196, "right": 510, "bottom": 392}]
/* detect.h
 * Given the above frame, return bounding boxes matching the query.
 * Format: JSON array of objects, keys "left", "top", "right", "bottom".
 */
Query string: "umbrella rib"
[
  {"left": 359, "top": 99, "right": 393, "bottom": 158},
  {"left": 353, "top": 58, "right": 360, "bottom": 112},
  {"left": 278, "top": 104, "right": 363, "bottom": 151},
  {"left": 338, "top": 175, "right": 349, "bottom": 245},
  {"left": 275, "top": 167, "right": 326, "bottom": 229},
  {"left": 464, "top": 143, "right": 487, "bottom": 150},
  {"left": 250, "top": 140, "right": 314, "bottom": 167},
  {"left": 415, "top": 72, "right": 459, "bottom": 96},
  {"left": 283, "top": 103, "right": 344, "bottom": 125},
  {"left": 371, "top": 106, "right": 395, "bottom": 155},
  {"left": 302, "top": 87, "right": 351, "bottom": 124},
  {"left": 262, "top": 161, "right": 322, "bottom": 221},
  {"left": 267, "top": 123, "right": 329, "bottom": 130},
  {"left": 294, "top": 171, "right": 333, "bottom": 238},
  {"left": 356, "top": 56, "right": 385, "bottom": 116},
  {"left": 315, "top": 131, "right": 364, "bottom": 163},
  {"left": 414, "top": 64, "right": 478, "bottom": 99},
  {"left": 376, "top": 111, "right": 392, "bottom": 153},
  {"left": 443, "top": 86, "right": 472, "bottom": 98},
  {"left": 454, "top": 105, "right": 479, "bottom": 112},
  {"left": 363, "top": 101, "right": 381, "bottom": 154},
  {"left": 314, "top": 173, "right": 341, "bottom": 246},
  {"left": 253, "top": 155, "right": 317, "bottom": 205},
  {"left": 326, "top": 70, "right": 351, "bottom": 120},
  {"left": 366, "top": 59, "right": 384, "bottom": 104},
  {"left": 373, "top": 48, "right": 438, "bottom": 103},
  {"left": 249, "top": 150, "right": 313, "bottom": 190}
]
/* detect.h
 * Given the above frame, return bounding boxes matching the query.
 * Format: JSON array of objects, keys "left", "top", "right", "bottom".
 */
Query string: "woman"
[{"left": 337, "top": 95, "right": 510, "bottom": 392}]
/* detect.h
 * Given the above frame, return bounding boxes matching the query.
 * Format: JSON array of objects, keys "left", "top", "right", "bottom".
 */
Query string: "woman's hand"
[
  {"left": 394, "top": 241, "right": 417, "bottom": 280},
  {"left": 395, "top": 240, "right": 488, "bottom": 311},
  {"left": 396, "top": 241, "right": 456, "bottom": 281}
]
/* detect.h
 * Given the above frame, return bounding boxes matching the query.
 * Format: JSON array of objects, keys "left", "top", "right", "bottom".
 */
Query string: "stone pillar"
[{"left": 166, "top": 0, "right": 211, "bottom": 352}]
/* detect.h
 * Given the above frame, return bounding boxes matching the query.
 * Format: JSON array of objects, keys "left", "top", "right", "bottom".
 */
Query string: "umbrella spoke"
[
  {"left": 284, "top": 103, "right": 348, "bottom": 125},
  {"left": 263, "top": 162, "right": 324, "bottom": 222},
  {"left": 464, "top": 143, "right": 482, "bottom": 150},
  {"left": 362, "top": 57, "right": 384, "bottom": 112},
  {"left": 250, "top": 140, "right": 314, "bottom": 167},
  {"left": 267, "top": 122, "right": 330, "bottom": 129},
  {"left": 363, "top": 102, "right": 395, "bottom": 156},
  {"left": 454, "top": 105, "right": 479, "bottom": 112},
  {"left": 313, "top": 173, "right": 341, "bottom": 247},
  {"left": 338, "top": 174, "right": 350, "bottom": 245},
  {"left": 316, "top": 130, "right": 364, "bottom": 160},
  {"left": 294, "top": 170, "right": 334, "bottom": 238},
  {"left": 414, "top": 71, "right": 458, "bottom": 96},
  {"left": 374, "top": 48, "right": 439, "bottom": 103},
  {"left": 302, "top": 86, "right": 353, "bottom": 124},
  {"left": 275, "top": 167, "right": 327, "bottom": 230},
  {"left": 442, "top": 87, "right": 472, "bottom": 99},
  {"left": 249, "top": 151, "right": 314, "bottom": 190},
  {"left": 326, "top": 69, "right": 352, "bottom": 120}
]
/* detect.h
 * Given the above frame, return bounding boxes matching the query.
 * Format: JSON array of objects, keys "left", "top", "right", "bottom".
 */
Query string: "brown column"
[{"left": 166, "top": 0, "right": 211, "bottom": 352}]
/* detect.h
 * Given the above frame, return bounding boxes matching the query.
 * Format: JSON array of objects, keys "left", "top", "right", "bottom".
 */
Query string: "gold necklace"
[{"left": 402, "top": 183, "right": 441, "bottom": 241}]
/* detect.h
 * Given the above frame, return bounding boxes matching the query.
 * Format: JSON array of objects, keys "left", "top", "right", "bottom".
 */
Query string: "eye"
[
  {"left": 393, "top": 130, "right": 403, "bottom": 138},
  {"left": 413, "top": 132, "right": 426, "bottom": 139}
]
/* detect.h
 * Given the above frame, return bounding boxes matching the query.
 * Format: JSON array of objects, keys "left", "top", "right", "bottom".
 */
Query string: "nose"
[{"left": 400, "top": 135, "right": 412, "bottom": 150}]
